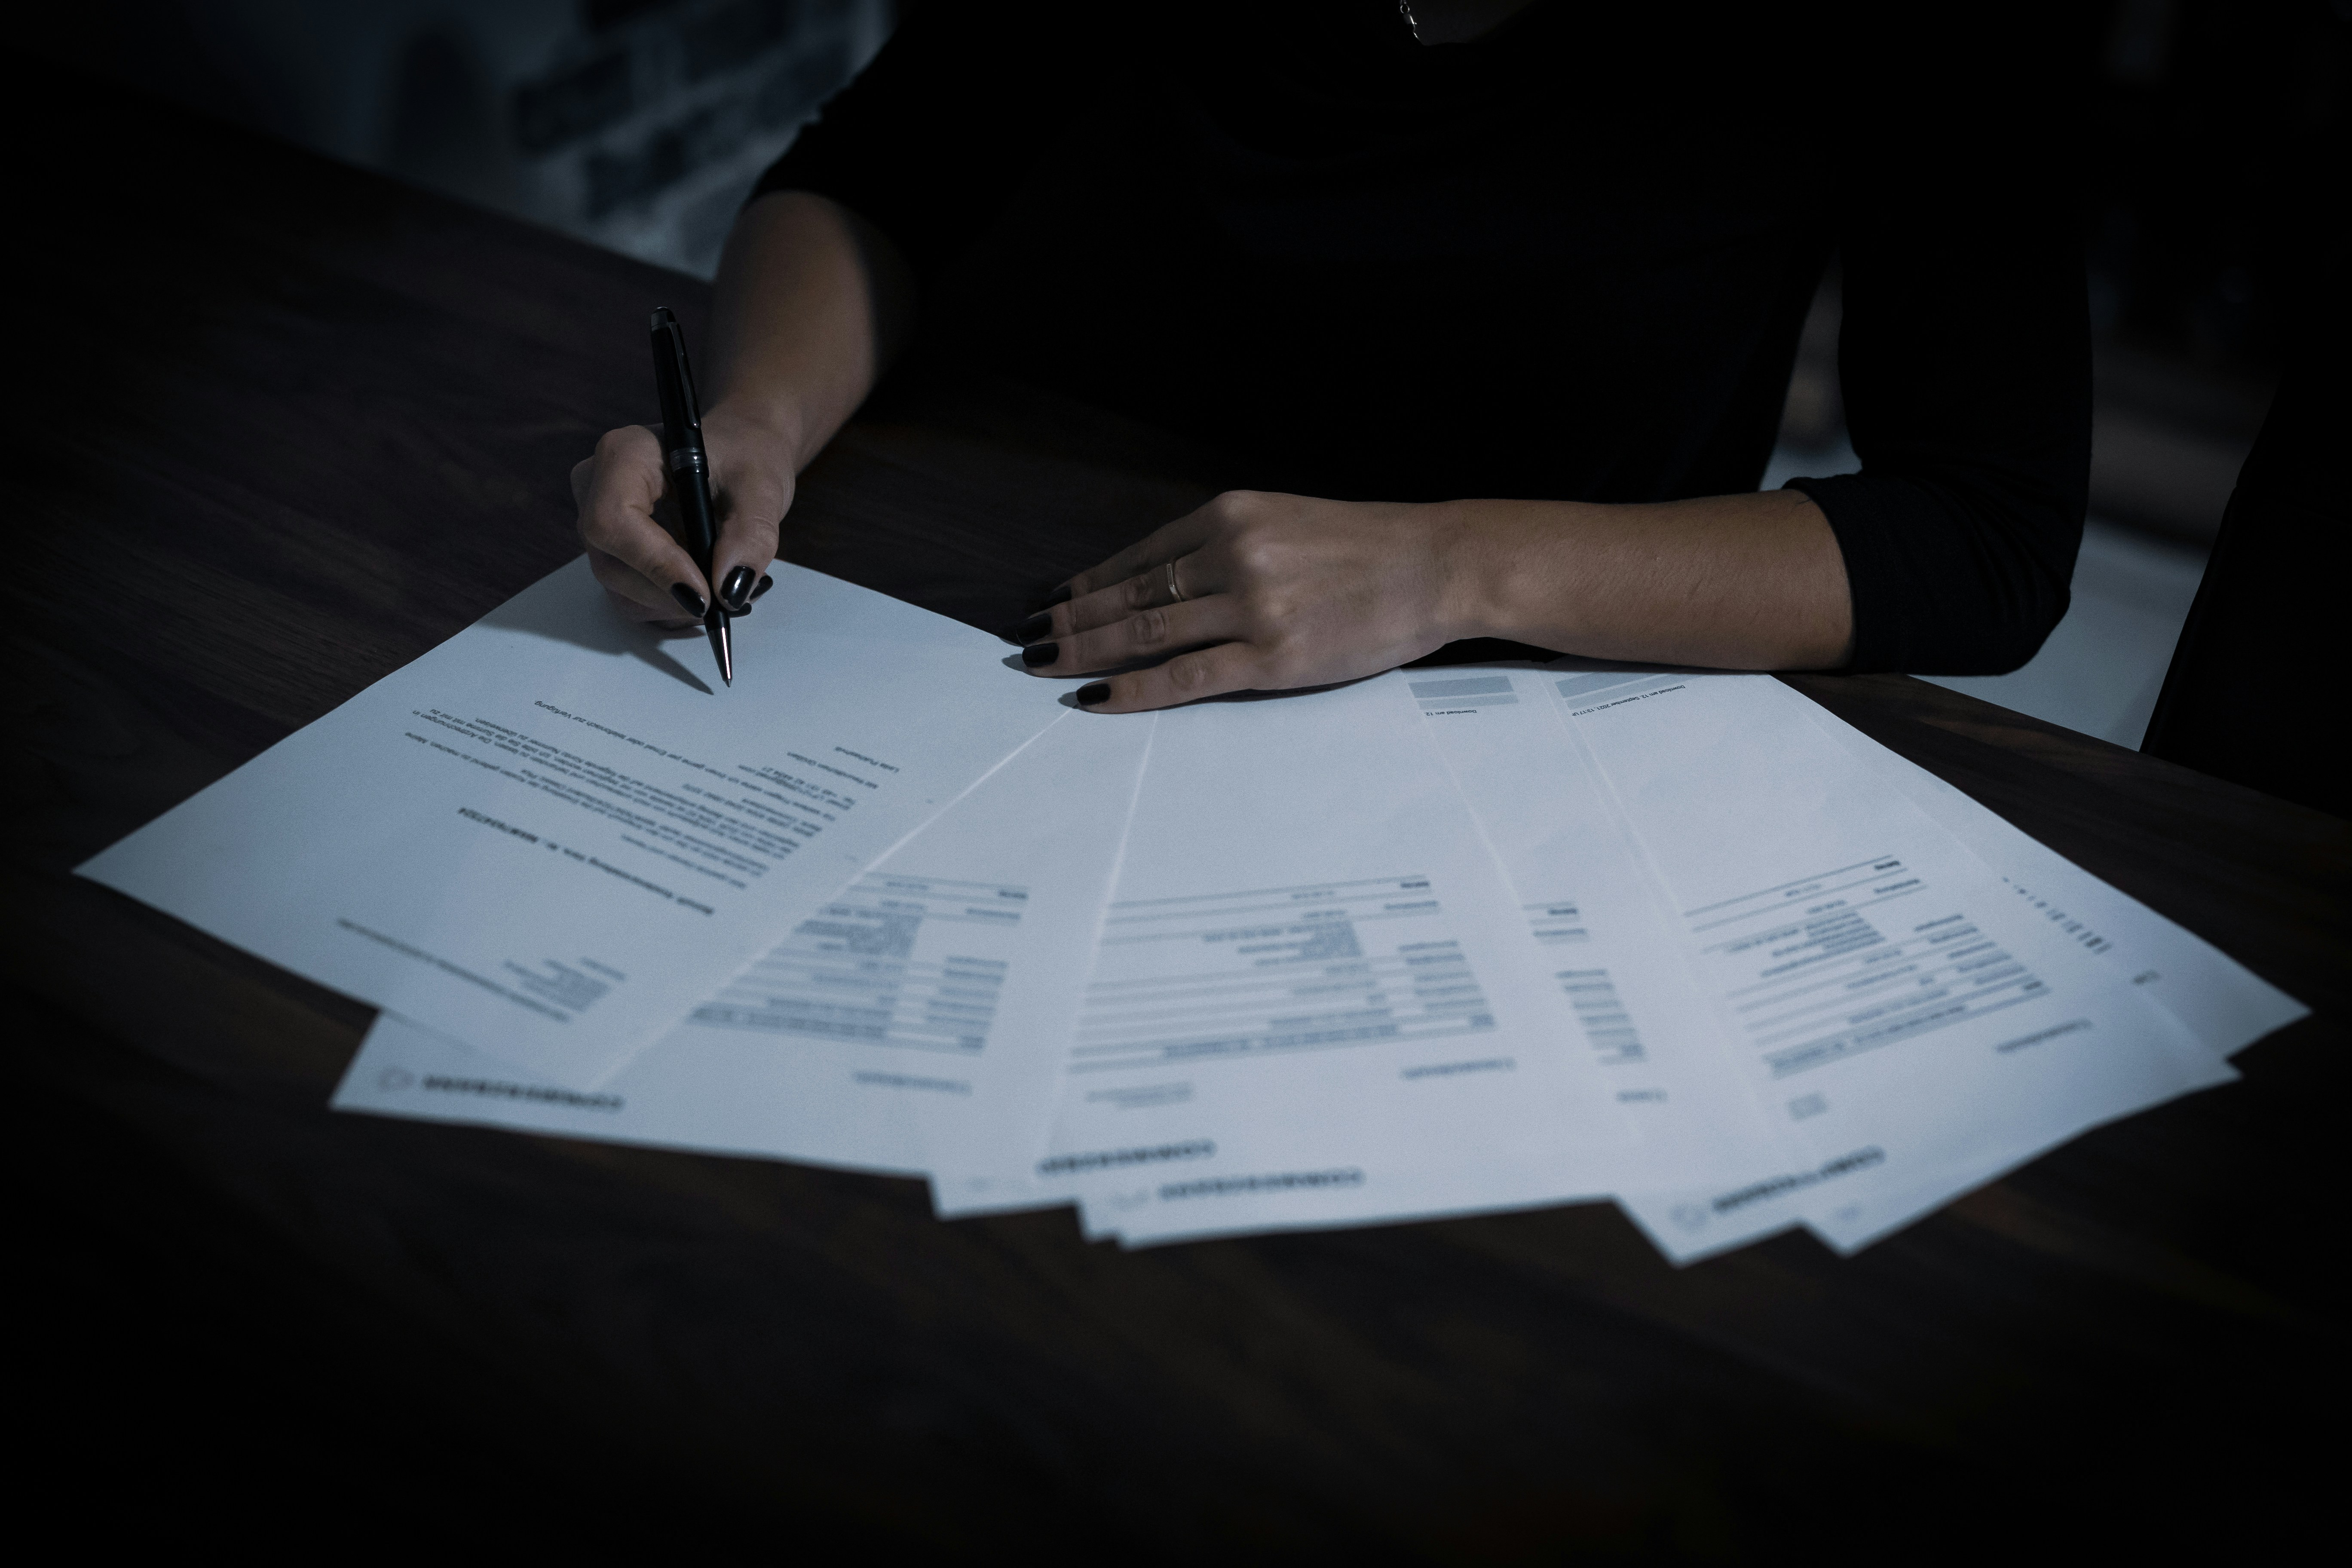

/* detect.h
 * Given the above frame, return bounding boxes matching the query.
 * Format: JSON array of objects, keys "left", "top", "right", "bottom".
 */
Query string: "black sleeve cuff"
[{"left": 1787, "top": 472, "right": 2080, "bottom": 676}]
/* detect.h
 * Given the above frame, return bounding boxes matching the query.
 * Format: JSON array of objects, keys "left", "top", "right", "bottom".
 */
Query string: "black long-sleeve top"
[{"left": 753, "top": 2, "right": 2091, "bottom": 673}]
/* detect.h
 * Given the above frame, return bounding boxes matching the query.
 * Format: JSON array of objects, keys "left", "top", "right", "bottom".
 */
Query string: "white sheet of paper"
[
  {"left": 1549, "top": 669, "right": 2231, "bottom": 1264},
  {"left": 925, "top": 715, "right": 1159, "bottom": 1216},
  {"left": 1403, "top": 667, "right": 1785, "bottom": 1188},
  {"left": 1047, "top": 675, "right": 1635, "bottom": 1248},
  {"left": 1786, "top": 698, "right": 2303, "bottom": 1253},
  {"left": 332, "top": 710, "right": 1154, "bottom": 1178},
  {"left": 81, "top": 559, "right": 1072, "bottom": 1087},
  {"left": 1792, "top": 698, "right": 2306, "bottom": 1062}
]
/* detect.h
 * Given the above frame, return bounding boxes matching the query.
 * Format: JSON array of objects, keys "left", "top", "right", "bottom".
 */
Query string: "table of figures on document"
[
  {"left": 1407, "top": 674, "right": 1651, "bottom": 1078},
  {"left": 1681, "top": 854, "right": 2048, "bottom": 1084},
  {"left": 1544, "top": 668, "right": 2049, "bottom": 1087},
  {"left": 1526, "top": 901, "right": 1650, "bottom": 1071},
  {"left": 1067, "top": 876, "right": 1509, "bottom": 1105},
  {"left": 692, "top": 871, "right": 1027, "bottom": 1067}
]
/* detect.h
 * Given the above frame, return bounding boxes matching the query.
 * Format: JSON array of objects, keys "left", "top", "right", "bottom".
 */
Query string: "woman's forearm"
[
  {"left": 1446, "top": 490, "right": 1854, "bottom": 670},
  {"left": 1020, "top": 484, "right": 1855, "bottom": 711},
  {"left": 705, "top": 190, "right": 912, "bottom": 472}
]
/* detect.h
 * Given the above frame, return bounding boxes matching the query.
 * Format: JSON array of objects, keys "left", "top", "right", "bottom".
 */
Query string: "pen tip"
[{"left": 710, "top": 616, "right": 733, "bottom": 688}]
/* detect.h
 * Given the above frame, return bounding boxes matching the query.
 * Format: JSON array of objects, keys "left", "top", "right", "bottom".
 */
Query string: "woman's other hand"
[
  {"left": 570, "top": 407, "right": 793, "bottom": 630},
  {"left": 1007, "top": 491, "right": 1479, "bottom": 710}
]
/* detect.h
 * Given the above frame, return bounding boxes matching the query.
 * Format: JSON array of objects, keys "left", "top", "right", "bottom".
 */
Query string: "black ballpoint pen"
[{"left": 649, "top": 306, "right": 732, "bottom": 686}]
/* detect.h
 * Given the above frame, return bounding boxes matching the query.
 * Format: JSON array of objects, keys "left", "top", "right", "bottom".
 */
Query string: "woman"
[{"left": 573, "top": 1, "right": 2088, "bottom": 713}]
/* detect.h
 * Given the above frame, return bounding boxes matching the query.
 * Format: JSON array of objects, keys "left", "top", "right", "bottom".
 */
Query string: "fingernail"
[
  {"left": 1033, "top": 583, "right": 1072, "bottom": 611},
  {"left": 1076, "top": 681, "right": 1112, "bottom": 706},
  {"left": 1020, "top": 641, "right": 1060, "bottom": 668},
  {"left": 749, "top": 573, "right": 774, "bottom": 601},
  {"left": 669, "top": 584, "right": 707, "bottom": 618},
  {"left": 1009, "top": 612, "right": 1053, "bottom": 645},
  {"left": 720, "top": 565, "right": 756, "bottom": 610}
]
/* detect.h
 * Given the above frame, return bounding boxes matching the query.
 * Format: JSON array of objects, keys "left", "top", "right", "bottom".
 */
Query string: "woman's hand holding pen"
[
  {"left": 571, "top": 191, "right": 908, "bottom": 639},
  {"left": 571, "top": 405, "right": 788, "bottom": 630}
]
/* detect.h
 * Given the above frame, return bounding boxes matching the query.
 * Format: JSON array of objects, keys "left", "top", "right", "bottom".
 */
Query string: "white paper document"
[
  {"left": 1039, "top": 677, "right": 1635, "bottom": 1247},
  {"left": 1786, "top": 698, "right": 2303, "bottom": 1253},
  {"left": 83, "top": 559, "right": 1071, "bottom": 1086},
  {"left": 1403, "top": 668, "right": 1784, "bottom": 1190},
  {"left": 213, "top": 552, "right": 2291, "bottom": 1264},
  {"left": 334, "top": 710, "right": 1155, "bottom": 1179},
  {"left": 1547, "top": 668, "right": 2237, "bottom": 1262},
  {"left": 1795, "top": 699, "right": 2306, "bottom": 1064}
]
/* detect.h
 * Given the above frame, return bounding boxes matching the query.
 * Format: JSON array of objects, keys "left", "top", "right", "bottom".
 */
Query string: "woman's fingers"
[
  {"left": 709, "top": 465, "right": 790, "bottom": 611},
  {"left": 1051, "top": 507, "right": 1218, "bottom": 604},
  {"left": 574, "top": 419, "right": 795, "bottom": 628},
  {"left": 1069, "top": 641, "right": 1265, "bottom": 712},
  {"left": 1018, "top": 594, "right": 1239, "bottom": 676},
  {"left": 576, "top": 424, "right": 713, "bottom": 609},
  {"left": 1020, "top": 554, "right": 1210, "bottom": 644}
]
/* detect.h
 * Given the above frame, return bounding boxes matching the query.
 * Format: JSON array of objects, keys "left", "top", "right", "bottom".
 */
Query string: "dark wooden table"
[{"left": 10, "top": 78, "right": 2346, "bottom": 1556}]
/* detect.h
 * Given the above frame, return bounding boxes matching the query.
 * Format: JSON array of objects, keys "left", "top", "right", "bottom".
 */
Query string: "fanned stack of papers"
[{"left": 81, "top": 560, "right": 2305, "bottom": 1261}]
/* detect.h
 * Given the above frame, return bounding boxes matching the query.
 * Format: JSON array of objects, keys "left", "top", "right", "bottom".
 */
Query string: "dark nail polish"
[
  {"left": 669, "top": 583, "right": 707, "bottom": 618},
  {"left": 1075, "top": 681, "right": 1112, "bottom": 706},
  {"left": 1033, "top": 583, "right": 1072, "bottom": 611},
  {"left": 749, "top": 573, "right": 774, "bottom": 601},
  {"left": 1021, "top": 640, "right": 1060, "bottom": 668},
  {"left": 1011, "top": 612, "right": 1053, "bottom": 645},
  {"left": 720, "top": 565, "right": 756, "bottom": 610}
]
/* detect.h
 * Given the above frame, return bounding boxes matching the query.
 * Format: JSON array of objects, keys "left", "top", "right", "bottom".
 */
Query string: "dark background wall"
[
  {"left": 1767, "top": 0, "right": 2347, "bottom": 543},
  {"left": 2085, "top": 0, "right": 2344, "bottom": 539}
]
